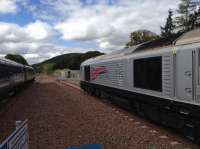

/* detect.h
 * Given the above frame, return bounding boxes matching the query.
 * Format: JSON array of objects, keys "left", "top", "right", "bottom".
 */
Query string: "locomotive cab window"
[
  {"left": 134, "top": 56, "right": 162, "bottom": 92},
  {"left": 84, "top": 66, "right": 90, "bottom": 81}
]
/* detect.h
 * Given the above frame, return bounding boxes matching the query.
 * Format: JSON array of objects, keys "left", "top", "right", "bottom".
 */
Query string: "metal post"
[{"left": 15, "top": 120, "right": 22, "bottom": 129}]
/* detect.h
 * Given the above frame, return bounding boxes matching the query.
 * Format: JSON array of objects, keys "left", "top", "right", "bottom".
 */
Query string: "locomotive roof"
[
  {"left": 134, "top": 33, "right": 183, "bottom": 52},
  {"left": 82, "top": 29, "right": 200, "bottom": 66},
  {"left": 175, "top": 28, "right": 200, "bottom": 45}
]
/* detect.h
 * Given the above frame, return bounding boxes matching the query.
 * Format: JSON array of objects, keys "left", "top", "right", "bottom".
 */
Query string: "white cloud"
[
  {"left": 55, "top": 16, "right": 114, "bottom": 41},
  {"left": 0, "top": 0, "right": 182, "bottom": 64},
  {"left": 0, "top": 20, "right": 93, "bottom": 64},
  {"left": 24, "top": 53, "right": 39, "bottom": 59},
  {"left": 0, "top": 23, "right": 25, "bottom": 43},
  {"left": 0, "top": 21, "right": 59, "bottom": 64},
  {"left": 24, "top": 21, "right": 53, "bottom": 41},
  {"left": 0, "top": 41, "right": 67, "bottom": 64},
  {"left": 0, "top": 0, "right": 19, "bottom": 14},
  {"left": 54, "top": 0, "right": 180, "bottom": 51},
  {"left": 0, "top": 21, "right": 53, "bottom": 43}
]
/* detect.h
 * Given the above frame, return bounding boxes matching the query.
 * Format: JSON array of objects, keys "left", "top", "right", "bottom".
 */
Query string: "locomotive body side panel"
[
  {"left": 81, "top": 42, "right": 200, "bottom": 106},
  {"left": 176, "top": 49, "right": 194, "bottom": 102},
  {"left": 127, "top": 49, "right": 174, "bottom": 100},
  {"left": 81, "top": 48, "right": 175, "bottom": 101},
  {"left": 89, "top": 59, "right": 127, "bottom": 90},
  {"left": 196, "top": 49, "right": 200, "bottom": 103}
]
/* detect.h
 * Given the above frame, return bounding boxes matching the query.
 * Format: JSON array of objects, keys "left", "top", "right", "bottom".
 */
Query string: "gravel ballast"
[{"left": 0, "top": 75, "right": 199, "bottom": 149}]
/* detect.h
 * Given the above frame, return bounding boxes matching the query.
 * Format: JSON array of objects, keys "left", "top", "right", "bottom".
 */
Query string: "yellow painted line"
[{"left": 172, "top": 47, "right": 176, "bottom": 54}]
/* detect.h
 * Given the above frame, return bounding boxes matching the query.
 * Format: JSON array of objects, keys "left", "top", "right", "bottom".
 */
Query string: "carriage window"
[
  {"left": 84, "top": 66, "right": 90, "bottom": 81},
  {"left": 0, "top": 67, "right": 4, "bottom": 78},
  {"left": 0, "top": 67, "right": 9, "bottom": 79},
  {"left": 134, "top": 56, "right": 162, "bottom": 92}
]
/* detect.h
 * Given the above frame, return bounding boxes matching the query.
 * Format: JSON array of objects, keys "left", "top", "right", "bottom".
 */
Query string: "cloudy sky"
[{"left": 0, "top": 0, "right": 180, "bottom": 64}]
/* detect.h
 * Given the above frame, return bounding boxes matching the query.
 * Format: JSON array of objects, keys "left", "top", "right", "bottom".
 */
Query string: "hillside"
[{"left": 33, "top": 51, "right": 104, "bottom": 73}]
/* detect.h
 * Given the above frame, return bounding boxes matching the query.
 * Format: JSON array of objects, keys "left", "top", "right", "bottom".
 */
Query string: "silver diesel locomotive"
[{"left": 80, "top": 29, "right": 200, "bottom": 142}]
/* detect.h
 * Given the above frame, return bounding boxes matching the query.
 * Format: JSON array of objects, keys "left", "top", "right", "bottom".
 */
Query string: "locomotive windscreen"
[
  {"left": 134, "top": 56, "right": 162, "bottom": 92},
  {"left": 84, "top": 66, "right": 90, "bottom": 81}
]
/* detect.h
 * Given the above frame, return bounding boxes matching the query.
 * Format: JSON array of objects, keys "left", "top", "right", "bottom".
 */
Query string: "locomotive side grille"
[
  {"left": 163, "top": 55, "right": 172, "bottom": 97},
  {"left": 107, "top": 62, "right": 125, "bottom": 88},
  {"left": 116, "top": 63, "right": 125, "bottom": 88},
  {"left": 91, "top": 61, "right": 125, "bottom": 88}
]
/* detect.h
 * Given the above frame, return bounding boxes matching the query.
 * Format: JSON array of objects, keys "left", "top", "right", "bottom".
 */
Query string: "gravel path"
[{"left": 0, "top": 75, "right": 199, "bottom": 149}]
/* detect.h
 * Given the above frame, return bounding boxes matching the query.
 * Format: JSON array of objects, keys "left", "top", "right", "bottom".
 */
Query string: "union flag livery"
[{"left": 91, "top": 66, "right": 108, "bottom": 80}]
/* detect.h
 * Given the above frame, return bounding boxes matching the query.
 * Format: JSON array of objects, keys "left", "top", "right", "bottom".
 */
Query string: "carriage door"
[{"left": 176, "top": 50, "right": 194, "bottom": 102}]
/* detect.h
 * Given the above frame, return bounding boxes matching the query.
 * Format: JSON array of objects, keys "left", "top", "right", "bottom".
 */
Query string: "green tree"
[
  {"left": 176, "top": 0, "right": 191, "bottom": 31},
  {"left": 5, "top": 54, "right": 29, "bottom": 65},
  {"left": 42, "top": 63, "right": 55, "bottom": 75},
  {"left": 188, "top": 7, "right": 200, "bottom": 29},
  {"left": 176, "top": 0, "right": 200, "bottom": 31},
  {"left": 161, "top": 9, "right": 175, "bottom": 37},
  {"left": 125, "top": 30, "right": 159, "bottom": 48}
]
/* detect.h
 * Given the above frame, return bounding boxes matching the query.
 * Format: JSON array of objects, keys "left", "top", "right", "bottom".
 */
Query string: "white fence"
[{"left": 0, "top": 120, "right": 29, "bottom": 149}]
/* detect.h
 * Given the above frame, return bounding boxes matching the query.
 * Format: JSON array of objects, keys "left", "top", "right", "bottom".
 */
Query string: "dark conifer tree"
[
  {"left": 176, "top": 0, "right": 192, "bottom": 31},
  {"left": 161, "top": 9, "right": 175, "bottom": 37},
  {"left": 176, "top": 0, "right": 200, "bottom": 31}
]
